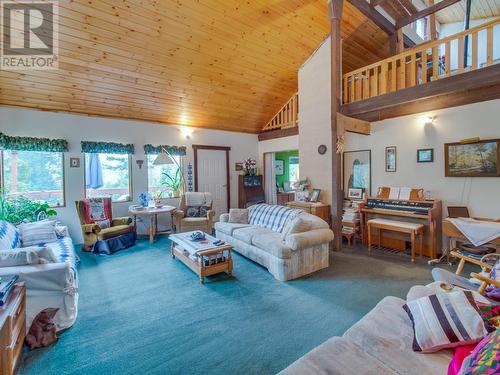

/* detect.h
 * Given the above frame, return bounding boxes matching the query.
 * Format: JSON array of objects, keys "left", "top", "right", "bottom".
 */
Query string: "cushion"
[
  {"left": 214, "top": 222, "right": 252, "bottom": 236},
  {"left": 97, "top": 225, "right": 134, "bottom": 240},
  {"left": 281, "top": 216, "right": 312, "bottom": 240},
  {"left": 248, "top": 204, "right": 301, "bottom": 233},
  {"left": 0, "top": 246, "right": 58, "bottom": 267},
  {"left": 0, "top": 220, "right": 21, "bottom": 249},
  {"left": 228, "top": 209, "right": 248, "bottom": 224},
  {"left": 285, "top": 229, "right": 333, "bottom": 251},
  {"left": 484, "top": 260, "right": 500, "bottom": 301},
  {"left": 186, "top": 206, "right": 200, "bottom": 217},
  {"left": 403, "top": 291, "right": 493, "bottom": 353},
  {"left": 95, "top": 219, "right": 110, "bottom": 229},
  {"left": 18, "top": 220, "right": 58, "bottom": 247},
  {"left": 232, "top": 226, "right": 274, "bottom": 243},
  {"left": 459, "top": 329, "right": 500, "bottom": 374},
  {"left": 252, "top": 232, "right": 292, "bottom": 259},
  {"left": 83, "top": 198, "right": 111, "bottom": 223}
]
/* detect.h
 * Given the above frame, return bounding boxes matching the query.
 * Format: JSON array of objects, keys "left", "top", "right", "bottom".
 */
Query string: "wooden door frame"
[{"left": 193, "top": 145, "right": 231, "bottom": 211}]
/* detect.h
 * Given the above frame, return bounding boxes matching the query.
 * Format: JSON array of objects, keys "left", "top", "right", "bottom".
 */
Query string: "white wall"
[
  {"left": 0, "top": 108, "right": 258, "bottom": 243},
  {"left": 257, "top": 135, "right": 299, "bottom": 168},
  {"left": 298, "top": 36, "right": 500, "bottom": 218}
]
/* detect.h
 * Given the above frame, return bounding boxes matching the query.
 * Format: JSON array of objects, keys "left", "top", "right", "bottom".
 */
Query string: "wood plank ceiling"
[
  {"left": 0, "top": 0, "right": 391, "bottom": 133},
  {"left": 434, "top": 0, "right": 500, "bottom": 24}
]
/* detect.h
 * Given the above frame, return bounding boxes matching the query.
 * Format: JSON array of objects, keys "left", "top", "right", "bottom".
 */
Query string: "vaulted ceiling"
[
  {"left": 435, "top": 0, "right": 500, "bottom": 24},
  {"left": 0, "top": 0, "right": 391, "bottom": 133}
]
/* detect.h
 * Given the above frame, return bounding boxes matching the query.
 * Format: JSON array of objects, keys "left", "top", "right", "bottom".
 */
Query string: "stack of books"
[
  {"left": 0, "top": 275, "right": 19, "bottom": 307},
  {"left": 342, "top": 200, "right": 360, "bottom": 234}
]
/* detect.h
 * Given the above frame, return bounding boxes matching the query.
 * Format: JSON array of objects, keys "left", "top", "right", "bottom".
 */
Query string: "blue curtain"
[{"left": 86, "top": 153, "right": 103, "bottom": 189}]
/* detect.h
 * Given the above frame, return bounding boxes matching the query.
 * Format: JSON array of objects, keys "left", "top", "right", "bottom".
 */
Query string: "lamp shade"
[{"left": 153, "top": 152, "right": 175, "bottom": 165}]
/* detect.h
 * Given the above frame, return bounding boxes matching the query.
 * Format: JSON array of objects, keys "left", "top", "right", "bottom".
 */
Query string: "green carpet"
[{"left": 19, "top": 238, "right": 438, "bottom": 375}]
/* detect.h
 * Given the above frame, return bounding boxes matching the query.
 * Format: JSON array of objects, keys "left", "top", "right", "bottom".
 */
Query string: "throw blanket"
[
  {"left": 248, "top": 204, "right": 302, "bottom": 233},
  {"left": 448, "top": 218, "right": 500, "bottom": 247},
  {"left": 185, "top": 192, "right": 212, "bottom": 207}
]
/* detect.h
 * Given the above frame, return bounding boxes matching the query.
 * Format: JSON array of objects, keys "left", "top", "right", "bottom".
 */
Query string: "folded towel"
[{"left": 449, "top": 218, "right": 500, "bottom": 247}]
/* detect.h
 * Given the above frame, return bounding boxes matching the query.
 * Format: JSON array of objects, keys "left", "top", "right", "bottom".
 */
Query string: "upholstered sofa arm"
[
  {"left": 220, "top": 213, "right": 230, "bottom": 222},
  {"left": 207, "top": 210, "right": 215, "bottom": 221},
  {"left": 112, "top": 217, "right": 132, "bottom": 226},
  {"left": 285, "top": 229, "right": 334, "bottom": 252},
  {"left": 82, "top": 223, "right": 100, "bottom": 234},
  {"left": 174, "top": 210, "right": 185, "bottom": 219}
]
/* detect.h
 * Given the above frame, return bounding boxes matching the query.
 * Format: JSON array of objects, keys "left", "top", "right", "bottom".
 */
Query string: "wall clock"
[{"left": 318, "top": 144, "right": 327, "bottom": 155}]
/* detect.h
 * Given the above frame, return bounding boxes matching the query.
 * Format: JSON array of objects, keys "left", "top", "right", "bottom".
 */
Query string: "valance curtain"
[
  {"left": 143, "top": 144, "right": 187, "bottom": 156},
  {"left": 81, "top": 141, "right": 134, "bottom": 154},
  {"left": 0, "top": 132, "right": 68, "bottom": 152}
]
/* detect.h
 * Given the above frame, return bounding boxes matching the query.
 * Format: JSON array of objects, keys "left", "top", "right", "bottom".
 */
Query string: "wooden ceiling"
[
  {"left": 0, "top": 0, "right": 391, "bottom": 134},
  {"left": 434, "top": 0, "right": 500, "bottom": 24}
]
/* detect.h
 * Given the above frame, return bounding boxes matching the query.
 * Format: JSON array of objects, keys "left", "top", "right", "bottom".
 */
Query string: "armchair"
[
  {"left": 75, "top": 198, "right": 136, "bottom": 253},
  {"left": 174, "top": 192, "right": 215, "bottom": 233}
]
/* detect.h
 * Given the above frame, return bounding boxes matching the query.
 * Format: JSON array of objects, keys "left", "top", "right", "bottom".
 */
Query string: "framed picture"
[
  {"left": 343, "top": 150, "right": 371, "bottom": 198},
  {"left": 235, "top": 162, "right": 243, "bottom": 171},
  {"left": 275, "top": 159, "right": 284, "bottom": 176},
  {"left": 70, "top": 157, "right": 80, "bottom": 168},
  {"left": 445, "top": 139, "right": 500, "bottom": 177},
  {"left": 348, "top": 188, "right": 363, "bottom": 200},
  {"left": 417, "top": 148, "right": 434, "bottom": 163},
  {"left": 386, "top": 146, "right": 397, "bottom": 172},
  {"left": 309, "top": 189, "right": 321, "bottom": 202}
]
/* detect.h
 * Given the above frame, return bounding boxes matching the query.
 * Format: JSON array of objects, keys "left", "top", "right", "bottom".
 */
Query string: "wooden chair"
[{"left": 450, "top": 251, "right": 500, "bottom": 295}]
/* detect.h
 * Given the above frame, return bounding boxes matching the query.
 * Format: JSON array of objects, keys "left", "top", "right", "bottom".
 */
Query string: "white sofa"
[
  {"left": 279, "top": 283, "right": 470, "bottom": 375},
  {"left": 0, "top": 224, "right": 78, "bottom": 331},
  {"left": 215, "top": 204, "right": 333, "bottom": 281}
]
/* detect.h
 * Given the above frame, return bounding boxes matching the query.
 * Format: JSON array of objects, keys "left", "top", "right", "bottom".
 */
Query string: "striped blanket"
[
  {"left": 0, "top": 220, "right": 21, "bottom": 249},
  {"left": 248, "top": 204, "right": 302, "bottom": 233},
  {"left": 36, "top": 236, "right": 77, "bottom": 269}
]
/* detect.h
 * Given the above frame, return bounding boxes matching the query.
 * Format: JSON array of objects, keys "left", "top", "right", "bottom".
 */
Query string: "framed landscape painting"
[{"left": 445, "top": 139, "right": 500, "bottom": 177}]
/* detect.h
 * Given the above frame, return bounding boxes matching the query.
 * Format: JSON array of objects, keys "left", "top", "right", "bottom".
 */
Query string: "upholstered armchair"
[
  {"left": 174, "top": 192, "right": 215, "bottom": 233},
  {"left": 75, "top": 198, "right": 136, "bottom": 253}
]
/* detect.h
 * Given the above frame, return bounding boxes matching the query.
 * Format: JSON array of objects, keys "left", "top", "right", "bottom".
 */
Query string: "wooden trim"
[
  {"left": 192, "top": 145, "right": 231, "bottom": 211},
  {"left": 258, "top": 126, "right": 299, "bottom": 141},
  {"left": 396, "top": 0, "right": 461, "bottom": 29},
  {"left": 341, "top": 63, "right": 500, "bottom": 121}
]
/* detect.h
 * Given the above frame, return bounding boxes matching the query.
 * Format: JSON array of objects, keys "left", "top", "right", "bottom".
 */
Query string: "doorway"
[
  {"left": 193, "top": 145, "right": 230, "bottom": 218},
  {"left": 263, "top": 149, "right": 299, "bottom": 206}
]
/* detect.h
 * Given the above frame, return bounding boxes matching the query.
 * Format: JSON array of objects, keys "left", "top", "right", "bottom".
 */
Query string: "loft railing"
[
  {"left": 342, "top": 18, "right": 499, "bottom": 104},
  {"left": 262, "top": 92, "right": 298, "bottom": 131}
]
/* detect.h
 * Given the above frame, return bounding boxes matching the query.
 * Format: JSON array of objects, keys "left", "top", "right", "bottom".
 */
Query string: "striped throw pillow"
[
  {"left": 0, "top": 220, "right": 21, "bottom": 249},
  {"left": 18, "top": 220, "right": 58, "bottom": 247},
  {"left": 248, "top": 204, "right": 301, "bottom": 233},
  {"left": 403, "top": 291, "right": 493, "bottom": 353}
]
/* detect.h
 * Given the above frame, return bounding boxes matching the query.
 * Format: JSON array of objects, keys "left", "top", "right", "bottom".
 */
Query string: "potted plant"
[
  {"left": 0, "top": 192, "right": 57, "bottom": 225},
  {"left": 161, "top": 168, "right": 182, "bottom": 198},
  {"left": 243, "top": 158, "right": 257, "bottom": 176}
]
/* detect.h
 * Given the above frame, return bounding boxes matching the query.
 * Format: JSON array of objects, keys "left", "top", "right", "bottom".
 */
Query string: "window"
[
  {"left": 289, "top": 156, "right": 299, "bottom": 183},
  {"left": 147, "top": 155, "right": 182, "bottom": 198},
  {"left": 85, "top": 153, "right": 131, "bottom": 202},
  {"left": 1, "top": 150, "right": 65, "bottom": 207},
  {"left": 415, "top": 18, "right": 427, "bottom": 40}
]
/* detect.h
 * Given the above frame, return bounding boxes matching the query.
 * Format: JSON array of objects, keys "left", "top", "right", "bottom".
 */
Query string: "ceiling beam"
[
  {"left": 347, "top": 0, "right": 395, "bottom": 35},
  {"left": 370, "top": 0, "right": 387, "bottom": 8},
  {"left": 396, "top": 0, "right": 461, "bottom": 29}
]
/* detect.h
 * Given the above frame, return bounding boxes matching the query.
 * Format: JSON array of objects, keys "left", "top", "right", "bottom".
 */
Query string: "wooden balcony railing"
[
  {"left": 342, "top": 18, "right": 499, "bottom": 104},
  {"left": 262, "top": 92, "right": 298, "bottom": 131}
]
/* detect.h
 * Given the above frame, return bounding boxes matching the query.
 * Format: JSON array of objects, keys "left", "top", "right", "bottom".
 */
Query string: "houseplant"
[
  {"left": 0, "top": 193, "right": 57, "bottom": 224},
  {"left": 161, "top": 168, "right": 182, "bottom": 198}
]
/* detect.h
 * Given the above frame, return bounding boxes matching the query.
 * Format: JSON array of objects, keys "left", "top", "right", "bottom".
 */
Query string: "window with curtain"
[
  {"left": 289, "top": 156, "right": 299, "bottom": 184},
  {"left": 147, "top": 155, "right": 181, "bottom": 198},
  {"left": 84, "top": 153, "right": 131, "bottom": 202},
  {"left": 1, "top": 150, "right": 65, "bottom": 207}
]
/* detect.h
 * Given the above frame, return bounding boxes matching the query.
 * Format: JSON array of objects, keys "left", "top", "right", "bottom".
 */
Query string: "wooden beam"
[
  {"left": 347, "top": 0, "right": 396, "bottom": 35},
  {"left": 396, "top": 0, "right": 461, "bottom": 29},
  {"left": 429, "top": 0, "right": 437, "bottom": 41},
  {"left": 329, "top": 0, "right": 343, "bottom": 252},
  {"left": 341, "top": 64, "right": 500, "bottom": 122},
  {"left": 337, "top": 113, "right": 371, "bottom": 135},
  {"left": 370, "top": 0, "right": 387, "bottom": 8},
  {"left": 258, "top": 126, "right": 298, "bottom": 141}
]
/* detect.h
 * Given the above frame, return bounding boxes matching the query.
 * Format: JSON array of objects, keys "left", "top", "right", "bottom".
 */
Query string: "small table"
[
  {"left": 128, "top": 205, "right": 177, "bottom": 243},
  {"left": 169, "top": 231, "right": 233, "bottom": 284}
]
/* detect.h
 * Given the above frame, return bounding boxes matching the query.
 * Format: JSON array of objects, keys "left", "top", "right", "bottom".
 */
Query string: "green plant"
[
  {"left": 0, "top": 192, "right": 57, "bottom": 225},
  {"left": 161, "top": 168, "right": 182, "bottom": 196}
]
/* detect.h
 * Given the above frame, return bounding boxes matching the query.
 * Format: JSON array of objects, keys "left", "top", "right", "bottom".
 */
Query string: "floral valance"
[
  {"left": 81, "top": 141, "right": 134, "bottom": 154},
  {"left": 143, "top": 144, "right": 187, "bottom": 156},
  {"left": 0, "top": 132, "right": 68, "bottom": 152}
]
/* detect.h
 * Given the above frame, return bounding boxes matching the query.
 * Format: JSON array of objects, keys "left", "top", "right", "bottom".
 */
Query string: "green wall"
[{"left": 275, "top": 150, "right": 299, "bottom": 188}]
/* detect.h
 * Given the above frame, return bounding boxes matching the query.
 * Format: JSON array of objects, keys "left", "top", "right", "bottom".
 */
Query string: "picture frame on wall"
[
  {"left": 343, "top": 150, "right": 371, "bottom": 198},
  {"left": 444, "top": 139, "right": 500, "bottom": 177},
  {"left": 417, "top": 148, "right": 434, "bottom": 163},
  {"left": 275, "top": 159, "right": 284, "bottom": 176},
  {"left": 386, "top": 146, "right": 397, "bottom": 172}
]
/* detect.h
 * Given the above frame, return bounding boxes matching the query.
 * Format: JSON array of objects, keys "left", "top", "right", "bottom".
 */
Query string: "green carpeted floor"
[{"left": 19, "top": 238, "right": 439, "bottom": 375}]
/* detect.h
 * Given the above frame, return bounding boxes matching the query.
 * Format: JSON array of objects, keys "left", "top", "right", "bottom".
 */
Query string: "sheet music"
[
  {"left": 389, "top": 187, "right": 400, "bottom": 200},
  {"left": 399, "top": 187, "right": 411, "bottom": 200}
]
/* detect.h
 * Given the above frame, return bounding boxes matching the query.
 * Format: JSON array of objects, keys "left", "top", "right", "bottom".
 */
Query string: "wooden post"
[
  {"left": 328, "top": 0, "right": 343, "bottom": 252},
  {"left": 429, "top": 0, "right": 437, "bottom": 41}
]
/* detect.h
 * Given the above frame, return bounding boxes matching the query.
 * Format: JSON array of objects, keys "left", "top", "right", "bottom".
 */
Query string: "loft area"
[{"left": 0, "top": 1, "right": 499, "bottom": 375}]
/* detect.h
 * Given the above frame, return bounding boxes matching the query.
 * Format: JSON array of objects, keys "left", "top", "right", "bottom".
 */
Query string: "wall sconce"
[
  {"left": 136, "top": 160, "right": 144, "bottom": 169},
  {"left": 422, "top": 115, "right": 436, "bottom": 127},
  {"left": 180, "top": 126, "right": 194, "bottom": 140}
]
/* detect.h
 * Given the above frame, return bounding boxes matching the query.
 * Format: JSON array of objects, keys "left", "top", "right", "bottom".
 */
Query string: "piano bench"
[{"left": 367, "top": 218, "right": 425, "bottom": 262}]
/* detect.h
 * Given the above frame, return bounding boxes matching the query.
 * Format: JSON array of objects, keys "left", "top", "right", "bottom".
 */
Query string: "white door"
[{"left": 197, "top": 149, "right": 228, "bottom": 219}]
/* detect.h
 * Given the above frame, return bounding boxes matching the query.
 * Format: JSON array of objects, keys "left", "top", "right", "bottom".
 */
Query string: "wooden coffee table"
[{"left": 169, "top": 232, "right": 233, "bottom": 284}]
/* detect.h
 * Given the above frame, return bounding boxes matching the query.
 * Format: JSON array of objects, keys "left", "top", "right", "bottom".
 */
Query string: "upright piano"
[
  {"left": 359, "top": 189, "right": 442, "bottom": 258},
  {"left": 238, "top": 175, "right": 265, "bottom": 208}
]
